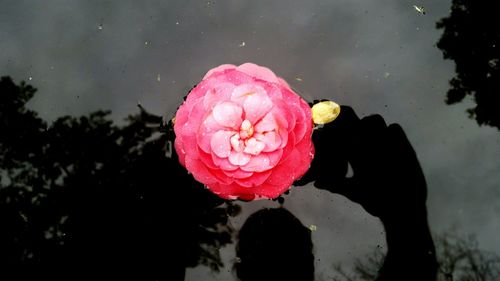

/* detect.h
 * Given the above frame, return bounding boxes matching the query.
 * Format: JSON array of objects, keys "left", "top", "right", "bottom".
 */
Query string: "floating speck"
[
  {"left": 295, "top": 77, "right": 303, "bottom": 82},
  {"left": 309, "top": 224, "right": 317, "bottom": 231},
  {"left": 384, "top": 72, "right": 391, "bottom": 78},
  {"left": 19, "top": 212, "right": 28, "bottom": 222},
  {"left": 176, "top": 21, "right": 180, "bottom": 25},
  {"left": 28, "top": 76, "right": 32, "bottom": 81},
  {"left": 413, "top": 5, "right": 426, "bottom": 15},
  {"left": 238, "top": 41, "right": 246, "bottom": 47},
  {"left": 157, "top": 74, "right": 161, "bottom": 82},
  {"left": 97, "top": 24, "right": 103, "bottom": 30},
  {"left": 144, "top": 41, "right": 149, "bottom": 45}
]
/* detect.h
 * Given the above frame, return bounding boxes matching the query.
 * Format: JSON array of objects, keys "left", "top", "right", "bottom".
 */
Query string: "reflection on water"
[
  {"left": 334, "top": 232, "right": 500, "bottom": 281},
  {"left": 436, "top": 0, "right": 500, "bottom": 130},
  {"left": 0, "top": 76, "right": 233, "bottom": 280},
  {"left": 0, "top": 77, "right": 439, "bottom": 280},
  {"left": 235, "top": 208, "right": 314, "bottom": 281},
  {"left": 1, "top": 0, "right": 500, "bottom": 280}
]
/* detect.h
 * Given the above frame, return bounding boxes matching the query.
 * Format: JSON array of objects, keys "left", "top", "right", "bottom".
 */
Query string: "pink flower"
[{"left": 174, "top": 63, "right": 314, "bottom": 200}]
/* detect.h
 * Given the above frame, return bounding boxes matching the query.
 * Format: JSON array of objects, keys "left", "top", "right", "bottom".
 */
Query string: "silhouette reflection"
[
  {"left": 5, "top": 76, "right": 496, "bottom": 281},
  {"left": 0, "top": 76, "right": 233, "bottom": 280},
  {"left": 235, "top": 208, "right": 314, "bottom": 281},
  {"left": 297, "top": 106, "right": 438, "bottom": 281}
]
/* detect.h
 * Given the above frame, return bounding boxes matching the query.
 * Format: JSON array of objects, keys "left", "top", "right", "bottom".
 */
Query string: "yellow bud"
[{"left": 311, "top": 101, "right": 341, "bottom": 125}]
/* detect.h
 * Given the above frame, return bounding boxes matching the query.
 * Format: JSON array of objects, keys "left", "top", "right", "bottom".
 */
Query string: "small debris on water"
[{"left": 413, "top": 5, "right": 426, "bottom": 15}]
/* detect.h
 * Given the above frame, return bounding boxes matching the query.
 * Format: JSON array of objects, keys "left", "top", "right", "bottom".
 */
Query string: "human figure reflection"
[
  {"left": 0, "top": 76, "right": 234, "bottom": 280},
  {"left": 234, "top": 208, "right": 314, "bottom": 281},
  {"left": 297, "top": 105, "right": 438, "bottom": 281}
]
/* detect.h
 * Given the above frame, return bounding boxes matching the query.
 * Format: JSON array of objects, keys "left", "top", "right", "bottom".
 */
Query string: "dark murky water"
[{"left": 1, "top": 1, "right": 499, "bottom": 280}]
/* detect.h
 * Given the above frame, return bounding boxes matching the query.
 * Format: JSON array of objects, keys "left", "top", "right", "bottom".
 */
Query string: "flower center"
[{"left": 239, "top": 119, "right": 254, "bottom": 139}]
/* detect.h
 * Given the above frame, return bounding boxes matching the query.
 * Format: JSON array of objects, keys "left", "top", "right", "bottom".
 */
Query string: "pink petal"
[
  {"left": 240, "top": 153, "right": 271, "bottom": 172},
  {"left": 222, "top": 169, "right": 254, "bottom": 179},
  {"left": 280, "top": 131, "right": 295, "bottom": 156},
  {"left": 181, "top": 134, "right": 199, "bottom": 159},
  {"left": 185, "top": 157, "right": 218, "bottom": 185},
  {"left": 270, "top": 98, "right": 294, "bottom": 131},
  {"left": 263, "top": 83, "right": 283, "bottom": 100},
  {"left": 266, "top": 148, "right": 301, "bottom": 187},
  {"left": 236, "top": 170, "right": 272, "bottom": 187},
  {"left": 230, "top": 84, "right": 267, "bottom": 106},
  {"left": 254, "top": 112, "right": 278, "bottom": 133},
  {"left": 266, "top": 149, "right": 283, "bottom": 167},
  {"left": 243, "top": 92, "right": 273, "bottom": 124},
  {"left": 173, "top": 103, "right": 190, "bottom": 137},
  {"left": 174, "top": 138, "right": 186, "bottom": 167},
  {"left": 230, "top": 134, "right": 244, "bottom": 152},
  {"left": 209, "top": 168, "right": 234, "bottom": 185},
  {"left": 228, "top": 151, "right": 251, "bottom": 166},
  {"left": 197, "top": 114, "right": 224, "bottom": 153},
  {"left": 180, "top": 99, "right": 206, "bottom": 138},
  {"left": 210, "top": 130, "right": 234, "bottom": 158},
  {"left": 198, "top": 150, "right": 218, "bottom": 169},
  {"left": 203, "top": 64, "right": 236, "bottom": 80},
  {"left": 184, "top": 79, "right": 212, "bottom": 105},
  {"left": 243, "top": 138, "right": 266, "bottom": 155},
  {"left": 298, "top": 96, "right": 313, "bottom": 140},
  {"left": 212, "top": 102, "right": 243, "bottom": 129},
  {"left": 278, "top": 77, "right": 293, "bottom": 91},
  {"left": 267, "top": 138, "right": 314, "bottom": 187},
  {"left": 292, "top": 138, "right": 315, "bottom": 180},
  {"left": 238, "top": 150, "right": 283, "bottom": 174},
  {"left": 281, "top": 88, "right": 312, "bottom": 144},
  {"left": 237, "top": 63, "right": 279, "bottom": 83},
  {"left": 212, "top": 153, "right": 238, "bottom": 171},
  {"left": 208, "top": 182, "right": 256, "bottom": 200},
  {"left": 216, "top": 68, "right": 254, "bottom": 85},
  {"left": 203, "top": 82, "right": 235, "bottom": 110},
  {"left": 254, "top": 132, "right": 281, "bottom": 152}
]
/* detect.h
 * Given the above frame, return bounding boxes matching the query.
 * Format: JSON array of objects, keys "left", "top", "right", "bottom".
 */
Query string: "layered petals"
[{"left": 173, "top": 62, "right": 314, "bottom": 200}]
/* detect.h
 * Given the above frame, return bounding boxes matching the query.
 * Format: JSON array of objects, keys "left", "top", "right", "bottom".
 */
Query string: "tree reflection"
[
  {"left": 0, "top": 76, "right": 234, "bottom": 280},
  {"left": 331, "top": 232, "right": 500, "bottom": 281},
  {"left": 436, "top": 0, "right": 500, "bottom": 129}
]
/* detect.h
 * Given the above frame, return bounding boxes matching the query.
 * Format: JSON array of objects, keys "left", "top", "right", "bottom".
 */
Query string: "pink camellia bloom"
[{"left": 174, "top": 63, "right": 314, "bottom": 200}]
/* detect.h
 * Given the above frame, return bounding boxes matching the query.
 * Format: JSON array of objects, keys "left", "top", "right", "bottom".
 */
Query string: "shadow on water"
[{"left": 436, "top": 0, "right": 500, "bottom": 130}]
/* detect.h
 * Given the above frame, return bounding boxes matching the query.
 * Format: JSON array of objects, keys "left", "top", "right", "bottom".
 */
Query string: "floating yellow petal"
[{"left": 311, "top": 101, "right": 341, "bottom": 124}]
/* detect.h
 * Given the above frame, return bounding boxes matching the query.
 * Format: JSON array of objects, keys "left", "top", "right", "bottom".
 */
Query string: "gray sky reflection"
[{"left": 1, "top": 0, "right": 499, "bottom": 280}]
